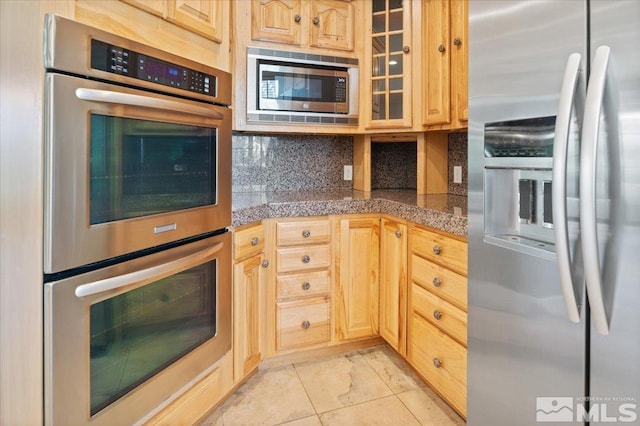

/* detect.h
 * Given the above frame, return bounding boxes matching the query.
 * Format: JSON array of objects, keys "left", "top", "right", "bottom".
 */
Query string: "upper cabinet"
[
  {"left": 251, "top": 0, "right": 355, "bottom": 51},
  {"left": 363, "top": 0, "right": 413, "bottom": 130},
  {"left": 165, "top": 0, "right": 224, "bottom": 43},
  {"left": 423, "top": 0, "right": 468, "bottom": 130}
]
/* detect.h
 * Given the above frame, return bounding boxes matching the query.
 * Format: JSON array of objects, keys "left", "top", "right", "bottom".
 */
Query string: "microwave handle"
[
  {"left": 75, "top": 241, "right": 224, "bottom": 298},
  {"left": 75, "top": 88, "right": 224, "bottom": 119}
]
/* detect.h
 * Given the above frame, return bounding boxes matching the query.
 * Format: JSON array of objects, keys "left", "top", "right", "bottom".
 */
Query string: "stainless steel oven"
[
  {"left": 42, "top": 15, "right": 233, "bottom": 425},
  {"left": 43, "top": 14, "right": 232, "bottom": 274}
]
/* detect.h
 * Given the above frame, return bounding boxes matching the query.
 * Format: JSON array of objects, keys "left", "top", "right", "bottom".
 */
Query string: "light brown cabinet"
[
  {"left": 233, "top": 224, "right": 266, "bottom": 382},
  {"left": 379, "top": 217, "right": 408, "bottom": 355},
  {"left": 251, "top": 0, "right": 355, "bottom": 51},
  {"left": 407, "top": 224, "right": 468, "bottom": 418},
  {"left": 333, "top": 215, "right": 380, "bottom": 341},
  {"left": 423, "top": 0, "right": 468, "bottom": 130}
]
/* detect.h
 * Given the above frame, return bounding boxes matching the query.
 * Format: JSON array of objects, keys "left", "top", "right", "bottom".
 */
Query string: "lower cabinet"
[{"left": 333, "top": 215, "right": 380, "bottom": 342}]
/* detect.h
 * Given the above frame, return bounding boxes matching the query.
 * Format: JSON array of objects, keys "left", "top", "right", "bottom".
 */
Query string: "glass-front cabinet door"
[{"left": 366, "top": 0, "right": 412, "bottom": 129}]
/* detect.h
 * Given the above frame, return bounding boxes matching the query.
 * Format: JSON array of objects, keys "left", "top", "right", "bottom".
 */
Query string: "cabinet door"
[
  {"left": 233, "top": 254, "right": 263, "bottom": 382},
  {"left": 165, "top": 0, "right": 224, "bottom": 42},
  {"left": 423, "top": 0, "right": 451, "bottom": 125},
  {"left": 451, "top": 0, "right": 468, "bottom": 123},
  {"left": 309, "top": 0, "right": 354, "bottom": 51},
  {"left": 379, "top": 218, "right": 407, "bottom": 354},
  {"left": 335, "top": 217, "right": 380, "bottom": 341},
  {"left": 251, "top": 0, "right": 302, "bottom": 45}
]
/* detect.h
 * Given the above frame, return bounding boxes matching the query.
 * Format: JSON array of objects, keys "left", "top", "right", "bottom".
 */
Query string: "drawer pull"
[
  {"left": 302, "top": 255, "right": 311, "bottom": 264},
  {"left": 294, "top": 14, "right": 301, "bottom": 23},
  {"left": 301, "top": 320, "right": 311, "bottom": 329},
  {"left": 262, "top": 260, "right": 269, "bottom": 268},
  {"left": 251, "top": 237, "right": 260, "bottom": 246},
  {"left": 395, "top": 230, "right": 402, "bottom": 238},
  {"left": 433, "top": 245, "right": 442, "bottom": 255},
  {"left": 302, "top": 229, "right": 311, "bottom": 238},
  {"left": 302, "top": 281, "right": 311, "bottom": 290},
  {"left": 433, "top": 310, "right": 442, "bottom": 320},
  {"left": 432, "top": 277, "right": 442, "bottom": 287},
  {"left": 433, "top": 358, "right": 442, "bottom": 368},
  {"left": 438, "top": 44, "right": 445, "bottom": 53}
]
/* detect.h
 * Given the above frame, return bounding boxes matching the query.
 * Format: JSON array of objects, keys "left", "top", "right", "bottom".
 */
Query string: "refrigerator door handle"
[
  {"left": 553, "top": 53, "right": 585, "bottom": 323},
  {"left": 580, "top": 45, "right": 611, "bottom": 335}
]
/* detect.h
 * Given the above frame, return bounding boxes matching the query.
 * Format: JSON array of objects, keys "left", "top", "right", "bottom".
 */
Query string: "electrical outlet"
[
  {"left": 343, "top": 165, "right": 353, "bottom": 181},
  {"left": 453, "top": 166, "right": 463, "bottom": 184}
]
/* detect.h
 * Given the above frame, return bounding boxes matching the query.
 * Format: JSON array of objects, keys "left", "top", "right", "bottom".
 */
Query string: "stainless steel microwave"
[{"left": 247, "top": 47, "right": 359, "bottom": 125}]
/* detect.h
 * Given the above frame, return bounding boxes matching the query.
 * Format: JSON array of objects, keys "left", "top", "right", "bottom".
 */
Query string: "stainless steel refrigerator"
[{"left": 468, "top": 1, "right": 640, "bottom": 424}]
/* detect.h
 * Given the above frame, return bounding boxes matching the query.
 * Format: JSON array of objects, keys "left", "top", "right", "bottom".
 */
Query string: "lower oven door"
[{"left": 44, "top": 232, "right": 231, "bottom": 425}]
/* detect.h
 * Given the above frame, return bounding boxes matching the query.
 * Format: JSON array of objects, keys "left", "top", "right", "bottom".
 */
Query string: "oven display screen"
[{"left": 144, "top": 58, "right": 184, "bottom": 83}]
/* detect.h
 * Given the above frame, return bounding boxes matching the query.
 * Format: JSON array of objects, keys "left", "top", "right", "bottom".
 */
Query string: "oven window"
[
  {"left": 89, "top": 260, "right": 217, "bottom": 415},
  {"left": 89, "top": 115, "right": 217, "bottom": 225}
]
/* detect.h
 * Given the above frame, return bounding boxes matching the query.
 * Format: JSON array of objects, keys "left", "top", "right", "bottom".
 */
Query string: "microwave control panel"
[{"left": 90, "top": 39, "right": 216, "bottom": 97}]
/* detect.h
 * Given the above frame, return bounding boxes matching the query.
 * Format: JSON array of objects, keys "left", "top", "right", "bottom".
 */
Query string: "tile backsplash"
[{"left": 232, "top": 131, "right": 467, "bottom": 195}]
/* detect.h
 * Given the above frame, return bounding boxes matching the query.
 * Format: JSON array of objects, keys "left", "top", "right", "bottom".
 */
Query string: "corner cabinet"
[
  {"left": 363, "top": 0, "right": 413, "bottom": 130},
  {"left": 333, "top": 215, "right": 380, "bottom": 342},
  {"left": 423, "top": 0, "right": 468, "bottom": 130},
  {"left": 251, "top": 0, "right": 355, "bottom": 51}
]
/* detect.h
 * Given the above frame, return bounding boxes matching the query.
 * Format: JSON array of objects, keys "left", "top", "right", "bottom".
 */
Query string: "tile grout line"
[{"left": 290, "top": 361, "right": 323, "bottom": 425}]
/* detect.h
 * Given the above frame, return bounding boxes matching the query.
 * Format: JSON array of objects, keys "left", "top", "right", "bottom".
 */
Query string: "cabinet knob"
[
  {"left": 312, "top": 17, "right": 319, "bottom": 25},
  {"left": 395, "top": 230, "right": 402, "bottom": 238},
  {"left": 302, "top": 281, "right": 311, "bottom": 290},
  {"left": 301, "top": 320, "right": 311, "bottom": 329},
  {"left": 433, "top": 310, "right": 442, "bottom": 320},
  {"left": 453, "top": 37, "right": 462, "bottom": 46},
  {"left": 402, "top": 45, "right": 410, "bottom": 54},
  {"left": 432, "top": 245, "right": 442, "bottom": 255},
  {"left": 302, "top": 255, "right": 311, "bottom": 264},
  {"left": 261, "top": 260, "right": 269, "bottom": 268},
  {"left": 251, "top": 237, "right": 260, "bottom": 246},
  {"left": 432, "top": 277, "right": 442, "bottom": 287},
  {"left": 433, "top": 358, "right": 442, "bottom": 368},
  {"left": 438, "top": 44, "right": 445, "bottom": 53},
  {"left": 294, "top": 14, "right": 302, "bottom": 23},
  {"left": 302, "top": 229, "right": 311, "bottom": 238}
]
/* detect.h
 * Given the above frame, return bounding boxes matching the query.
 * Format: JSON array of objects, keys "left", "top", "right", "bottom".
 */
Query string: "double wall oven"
[{"left": 43, "top": 15, "right": 232, "bottom": 424}]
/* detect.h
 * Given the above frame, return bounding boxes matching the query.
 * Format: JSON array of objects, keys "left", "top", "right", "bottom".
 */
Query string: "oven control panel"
[{"left": 90, "top": 39, "right": 216, "bottom": 97}]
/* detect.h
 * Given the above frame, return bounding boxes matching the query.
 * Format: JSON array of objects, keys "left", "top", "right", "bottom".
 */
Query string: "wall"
[
  {"left": 371, "top": 142, "right": 418, "bottom": 190},
  {"left": 447, "top": 132, "right": 468, "bottom": 196}
]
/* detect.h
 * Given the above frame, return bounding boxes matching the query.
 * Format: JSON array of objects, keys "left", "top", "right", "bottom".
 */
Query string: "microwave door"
[{"left": 44, "top": 73, "right": 232, "bottom": 274}]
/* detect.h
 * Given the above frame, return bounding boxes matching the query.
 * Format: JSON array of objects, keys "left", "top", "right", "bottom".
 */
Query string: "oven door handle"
[
  {"left": 75, "top": 241, "right": 224, "bottom": 298},
  {"left": 75, "top": 88, "right": 225, "bottom": 119}
]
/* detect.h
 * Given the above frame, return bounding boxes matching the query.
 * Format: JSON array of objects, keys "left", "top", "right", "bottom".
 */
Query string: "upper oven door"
[{"left": 44, "top": 73, "right": 231, "bottom": 274}]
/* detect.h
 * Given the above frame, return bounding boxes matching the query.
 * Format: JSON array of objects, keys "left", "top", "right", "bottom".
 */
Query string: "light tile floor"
[{"left": 200, "top": 345, "right": 465, "bottom": 426}]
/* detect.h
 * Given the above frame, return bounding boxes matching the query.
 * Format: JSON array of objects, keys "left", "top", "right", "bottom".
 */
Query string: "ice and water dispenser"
[{"left": 483, "top": 116, "right": 575, "bottom": 260}]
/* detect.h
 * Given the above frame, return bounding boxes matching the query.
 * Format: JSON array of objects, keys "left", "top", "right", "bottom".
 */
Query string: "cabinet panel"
[
  {"left": 379, "top": 218, "right": 407, "bottom": 354},
  {"left": 451, "top": 0, "right": 468, "bottom": 122},
  {"left": 277, "top": 219, "right": 330, "bottom": 246},
  {"left": 234, "top": 223, "right": 265, "bottom": 260},
  {"left": 276, "top": 245, "right": 331, "bottom": 273},
  {"left": 411, "top": 254, "right": 467, "bottom": 311},
  {"left": 120, "top": 0, "right": 164, "bottom": 16},
  {"left": 412, "top": 282, "right": 467, "bottom": 346},
  {"left": 277, "top": 270, "right": 330, "bottom": 300},
  {"left": 335, "top": 217, "right": 379, "bottom": 341},
  {"left": 251, "top": 0, "right": 302, "bottom": 45},
  {"left": 411, "top": 227, "right": 468, "bottom": 276},
  {"left": 310, "top": 0, "right": 354, "bottom": 51},
  {"left": 166, "top": 0, "right": 223, "bottom": 42},
  {"left": 423, "top": 0, "right": 450, "bottom": 125},
  {"left": 277, "top": 297, "right": 331, "bottom": 350},
  {"left": 408, "top": 313, "right": 466, "bottom": 417}
]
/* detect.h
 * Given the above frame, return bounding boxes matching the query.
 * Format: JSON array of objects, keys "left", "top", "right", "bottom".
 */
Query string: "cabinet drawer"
[
  {"left": 409, "top": 314, "right": 467, "bottom": 417},
  {"left": 411, "top": 227, "right": 468, "bottom": 276},
  {"left": 277, "top": 220, "right": 330, "bottom": 246},
  {"left": 234, "top": 224, "right": 265, "bottom": 260},
  {"left": 277, "top": 297, "right": 330, "bottom": 351},
  {"left": 412, "top": 254, "right": 467, "bottom": 311},
  {"left": 276, "top": 245, "right": 330, "bottom": 273},
  {"left": 411, "top": 283, "right": 467, "bottom": 346},
  {"left": 277, "top": 270, "right": 330, "bottom": 300}
]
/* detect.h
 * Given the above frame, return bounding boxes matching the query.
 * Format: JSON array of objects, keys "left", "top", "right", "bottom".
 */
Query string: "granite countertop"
[{"left": 232, "top": 189, "right": 468, "bottom": 236}]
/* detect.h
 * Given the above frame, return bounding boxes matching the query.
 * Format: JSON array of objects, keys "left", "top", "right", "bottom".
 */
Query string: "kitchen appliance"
[
  {"left": 468, "top": 1, "right": 639, "bottom": 424},
  {"left": 43, "top": 14, "right": 232, "bottom": 274},
  {"left": 43, "top": 15, "right": 233, "bottom": 425},
  {"left": 246, "top": 47, "right": 359, "bottom": 125}
]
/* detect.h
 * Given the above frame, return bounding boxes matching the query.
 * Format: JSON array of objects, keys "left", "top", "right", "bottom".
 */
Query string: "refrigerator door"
[
  {"left": 587, "top": 0, "right": 640, "bottom": 420},
  {"left": 468, "top": 1, "right": 587, "bottom": 425}
]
